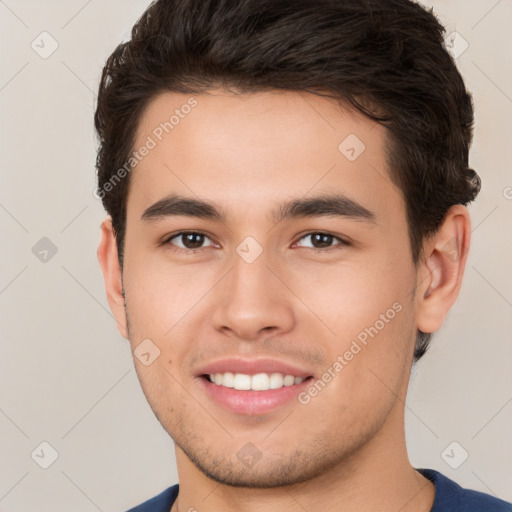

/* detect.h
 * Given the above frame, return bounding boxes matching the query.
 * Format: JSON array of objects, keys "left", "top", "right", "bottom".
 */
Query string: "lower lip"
[{"left": 198, "top": 376, "right": 312, "bottom": 415}]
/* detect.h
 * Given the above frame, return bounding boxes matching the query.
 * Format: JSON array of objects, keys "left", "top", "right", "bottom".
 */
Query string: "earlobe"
[
  {"left": 97, "top": 217, "right": 129, "bottom": 339},
  {"left": 416, "top": 205, "right": 471, "bottom": 334}
]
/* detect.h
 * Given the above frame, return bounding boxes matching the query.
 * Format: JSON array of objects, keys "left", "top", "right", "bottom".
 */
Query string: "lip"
[
  {"left": 198, "top": 375, "right": 313, "bottom": 415},
  {"left": 195, "top": 357, "right": 314, "bottom": 416}
]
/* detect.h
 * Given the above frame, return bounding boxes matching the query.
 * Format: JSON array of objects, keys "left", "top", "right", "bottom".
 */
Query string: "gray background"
[{"left": 0, "top": 0, "right": 511, "bottom": 510}]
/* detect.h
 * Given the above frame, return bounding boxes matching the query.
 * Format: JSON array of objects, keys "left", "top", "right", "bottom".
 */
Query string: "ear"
[
  {"left": 97, "top": 217, "right": 129, "bottom": 339},
  {"left": 415, "top": 205, "right": 471, "bottom": 334}
]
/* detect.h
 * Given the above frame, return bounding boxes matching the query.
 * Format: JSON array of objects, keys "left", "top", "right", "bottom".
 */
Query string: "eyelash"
[{"left": 162, "top": 231, "right": 349, "bottom": 255}]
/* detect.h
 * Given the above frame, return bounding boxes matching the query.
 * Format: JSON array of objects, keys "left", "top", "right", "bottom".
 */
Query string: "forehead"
[{"left": 129, "top": 89, "right": 403, "bottom": 224}]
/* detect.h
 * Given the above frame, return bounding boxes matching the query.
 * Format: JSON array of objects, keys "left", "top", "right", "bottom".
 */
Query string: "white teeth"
[
  {"left": 208, "top": 372, "right": 306, "bottom": 391},
  {"left": 269, "top": 373, "right": 284, "bottom": 389},
  {"left": 233, "top": 373, "right": 252, "bottom": 390},
  {"left": 221, "top": 372, "right": 235, "bottom": 388},
  {"left": 251, "top": 373, "right": 270, "bottom": 391},
  {"left": 283, "top": 375, "right": 295, "bottom": 387}
]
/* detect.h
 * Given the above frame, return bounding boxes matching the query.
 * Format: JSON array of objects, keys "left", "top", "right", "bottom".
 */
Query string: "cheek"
[
  {"left": 292, "top": 249, "right": 415, "bottom": 336},
  {"left": 122, "top": 248, "right": 215, "bottom": 337},
  {"left": 297, "top": 245, "right": 417, "bottom": 398},
  {"left": 313, "top": 300, "right": 415, "bottom": 426},
  {"left": 329, "top": 284, "right": 416, "bottom": 410}
]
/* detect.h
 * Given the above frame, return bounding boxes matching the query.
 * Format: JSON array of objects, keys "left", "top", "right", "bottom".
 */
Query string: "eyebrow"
[{"left": 140, "top": 193, "right": 376, "bottom": 224}]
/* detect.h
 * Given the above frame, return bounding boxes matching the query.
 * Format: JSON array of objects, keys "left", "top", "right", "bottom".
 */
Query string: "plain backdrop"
[{"left": 0, "top": 1, "right": 511, "bottom": 510}]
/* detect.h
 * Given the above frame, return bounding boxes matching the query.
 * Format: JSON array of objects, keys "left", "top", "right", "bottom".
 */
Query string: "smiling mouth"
[{"left": 202, "top": 372, "right": 313, "bottom": 391}]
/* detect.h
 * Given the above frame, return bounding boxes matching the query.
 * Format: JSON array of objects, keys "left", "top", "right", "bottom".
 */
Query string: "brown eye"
[
  {"left": 296, "top": 232, "right": 346, "bottom": 250},
  {"left": 181, "top": 233, "right": 205, "bottom": 249},
  {"left": 166, "top": 232, "right": 214, "bottom": 251}
]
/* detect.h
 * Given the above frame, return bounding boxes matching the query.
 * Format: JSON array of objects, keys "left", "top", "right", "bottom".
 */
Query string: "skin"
[{"left": 97, "top": 89, "right": 471, "bottom": 512}]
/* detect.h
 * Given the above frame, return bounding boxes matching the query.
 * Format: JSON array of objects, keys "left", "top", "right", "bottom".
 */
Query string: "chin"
[{"left": 178, "top": 440, "right": 357, "bottom": 489}]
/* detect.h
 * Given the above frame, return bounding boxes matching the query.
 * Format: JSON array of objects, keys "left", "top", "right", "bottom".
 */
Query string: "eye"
[
  {"left": 162, "top": 230, "right": 348, "bottom": 255},
  {"left": 164, "top": 231, "right": 216, "bottom": 253},
  {"left": 295, "top": 232, "right": 347, "bottom": 251}
]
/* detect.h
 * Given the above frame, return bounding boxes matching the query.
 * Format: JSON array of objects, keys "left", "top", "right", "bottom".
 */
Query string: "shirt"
[{"left": 125, "top": 468, "right": 512, "bottom": 511}]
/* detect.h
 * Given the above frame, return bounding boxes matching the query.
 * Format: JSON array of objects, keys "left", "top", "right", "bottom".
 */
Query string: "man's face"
[{"left": 121, "top": 89, "right": 419, "bottom": 486}]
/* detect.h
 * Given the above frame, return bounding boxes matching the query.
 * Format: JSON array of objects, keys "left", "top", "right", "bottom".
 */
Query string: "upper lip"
[{"left": 197, "top": 358, "right": 313, "bottom": 378}]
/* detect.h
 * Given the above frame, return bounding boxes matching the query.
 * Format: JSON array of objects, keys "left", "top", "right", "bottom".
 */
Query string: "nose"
[{"left": 210, "top": 249, "right": 296, "bottom": 341}]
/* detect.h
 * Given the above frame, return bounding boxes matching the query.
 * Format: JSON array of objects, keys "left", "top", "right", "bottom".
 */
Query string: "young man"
[{"left": 95, "top": 0, "right": 511, "bottom": 511}]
